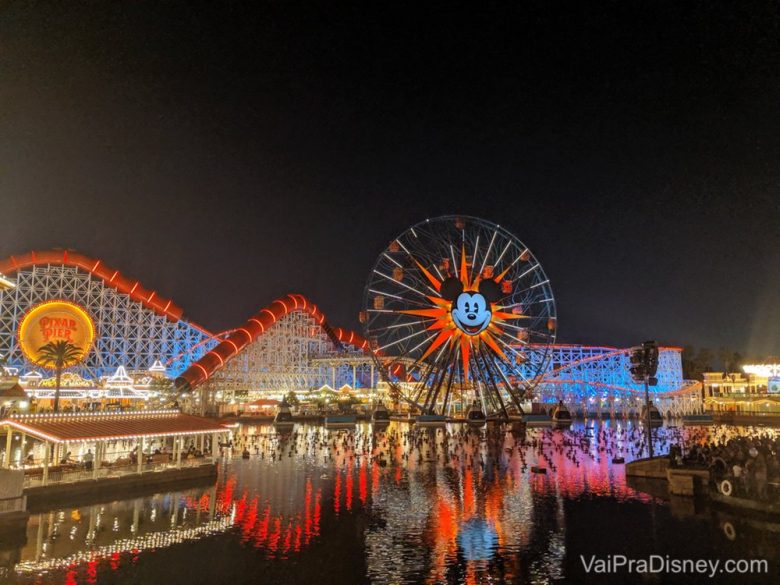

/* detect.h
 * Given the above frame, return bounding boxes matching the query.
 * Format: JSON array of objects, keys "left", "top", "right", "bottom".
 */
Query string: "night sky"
[{"left": 1, "top": 2, "right": 779, "bottom": 355}]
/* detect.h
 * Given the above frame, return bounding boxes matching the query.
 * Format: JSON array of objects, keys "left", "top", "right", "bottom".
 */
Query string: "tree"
[
  {"left": 37, "top": 340, "right": 82, "bottom": 413},
  {"left": 284, "top": 391, "right": 300, "bottom": 407},
  {"left": 731, "top": 351, "right": 743, "bottom": 373},
  {"left": 681, "top": 346, "right": 717, "bottom": 381},
  {"left": 681, "top": 345, "right": 697, "bottom": 380},
  {"left": 695, "top": 347, "right": 714, "bottom": 375}
]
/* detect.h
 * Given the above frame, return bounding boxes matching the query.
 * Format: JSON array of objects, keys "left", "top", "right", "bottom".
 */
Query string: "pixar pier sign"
[
  {"left": 17, "top": 300, "right": 96, "bottom": 368},
  {"left": 38, "top": 315, "right": 81, "bottom": 342}
]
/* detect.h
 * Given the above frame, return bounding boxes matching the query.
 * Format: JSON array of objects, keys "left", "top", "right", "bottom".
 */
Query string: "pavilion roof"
[
  {"left": 1, "top": 409, "right": 228, "bottom": 443},
  {"left": 0, "top": 381, "right": 28, "bottom": 399}
]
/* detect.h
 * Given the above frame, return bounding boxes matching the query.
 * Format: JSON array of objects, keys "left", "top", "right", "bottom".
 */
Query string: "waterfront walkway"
[{"left": 1, "top": 410, "right": 230, "bottom": 490}]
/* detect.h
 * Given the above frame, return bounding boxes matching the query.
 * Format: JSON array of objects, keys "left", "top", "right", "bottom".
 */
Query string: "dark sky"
[{"left": 1, "top": 1, "right": 779, "bottom": 355}]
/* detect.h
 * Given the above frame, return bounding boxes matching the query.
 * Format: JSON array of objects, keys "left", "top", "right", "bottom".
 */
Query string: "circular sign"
[{"left": 18, "top": 300, "right": 95, "bottom": 368}]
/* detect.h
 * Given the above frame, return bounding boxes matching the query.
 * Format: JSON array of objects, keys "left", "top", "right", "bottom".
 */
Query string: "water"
[{"left": 2, "top": 421, "right": 778, "bottom": 584}]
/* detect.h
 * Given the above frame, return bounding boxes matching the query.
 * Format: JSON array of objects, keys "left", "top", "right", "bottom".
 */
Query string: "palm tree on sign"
[{"left": 37, "top": 340, "right": 83, "bottom": 413}]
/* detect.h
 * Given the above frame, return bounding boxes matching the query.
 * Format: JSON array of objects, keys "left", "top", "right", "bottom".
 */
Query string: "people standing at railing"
[{"left": 83, "top": 449, "right": 94, "bottom": 471}]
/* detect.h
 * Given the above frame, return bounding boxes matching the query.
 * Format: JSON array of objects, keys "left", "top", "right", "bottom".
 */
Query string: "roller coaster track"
[{"left": 175, "top": 293, "right": 369, "bottom": 391}]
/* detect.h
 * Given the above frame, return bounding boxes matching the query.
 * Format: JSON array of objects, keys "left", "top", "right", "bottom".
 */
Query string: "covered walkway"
[{"left": 1, "top": 409, "right": 231, "bottom": 488}]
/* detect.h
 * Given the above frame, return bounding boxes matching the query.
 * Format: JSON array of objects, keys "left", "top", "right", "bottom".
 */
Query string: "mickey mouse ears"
[
  {"left": 440, "top": 277, "right": 463, "bottom": 301},
  {"left": 478, "top": 279, "right": 501, "bottom": 302},
  {"left": 440, "top": 277, "right": 502, "bottom": 302}
]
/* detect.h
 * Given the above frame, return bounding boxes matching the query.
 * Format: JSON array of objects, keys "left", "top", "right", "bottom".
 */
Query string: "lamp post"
[
  {"left": 629, "top": 340, "right": 659, "bottom": 458},
  {"left": 643, "top": 374, "right": 653, "bottom": 457}
]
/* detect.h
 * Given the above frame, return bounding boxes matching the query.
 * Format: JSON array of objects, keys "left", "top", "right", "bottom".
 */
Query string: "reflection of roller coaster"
[{"left": 15, "top": 508, "right": 236, "bottom": 574}]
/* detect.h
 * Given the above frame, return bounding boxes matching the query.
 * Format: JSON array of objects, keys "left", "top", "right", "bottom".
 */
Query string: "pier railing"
[
  {"left": 22, "top": 457, "right": 211, "bottom": 489},
  {"left": 0, "top": 495, "right": 26, "bottom": 514}
]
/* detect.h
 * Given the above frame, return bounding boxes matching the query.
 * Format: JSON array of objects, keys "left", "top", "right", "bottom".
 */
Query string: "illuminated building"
[
  {"left": 0, "top": 409, "right": 230, "bottom": 483},
  {"left": 703, "top": 366, "right": 780, "bottom": 414}
]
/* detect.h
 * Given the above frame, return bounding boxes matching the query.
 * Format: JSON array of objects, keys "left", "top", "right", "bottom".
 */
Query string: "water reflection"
[{"left": 3, "top": 421, "right": 778, "bottom": 585}]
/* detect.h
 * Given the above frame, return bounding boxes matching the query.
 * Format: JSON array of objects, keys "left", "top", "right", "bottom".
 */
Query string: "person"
[
  {"left": 83, "top": 449, "right": 94, "bottom": 471},
  {"left": 754, "top": 450, "right": 768, "bottom": 500}
]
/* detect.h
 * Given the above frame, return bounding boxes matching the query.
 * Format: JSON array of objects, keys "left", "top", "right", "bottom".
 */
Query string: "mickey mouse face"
[
  {"left": 451, "top": 292, "right": 492, "bottom": 335},
  {"left": 440, "top": 276, "right": 502, "bottom": 336}
]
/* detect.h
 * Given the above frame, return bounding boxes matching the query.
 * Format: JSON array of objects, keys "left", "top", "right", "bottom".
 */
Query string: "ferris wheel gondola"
[{"left": 361, "top": 215, "right": 556, "bottom": 419}]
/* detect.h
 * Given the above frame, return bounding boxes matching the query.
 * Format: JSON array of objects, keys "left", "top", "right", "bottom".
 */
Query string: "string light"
[{"left": 2, "top": 409, "right": 230, "bottom": 443}]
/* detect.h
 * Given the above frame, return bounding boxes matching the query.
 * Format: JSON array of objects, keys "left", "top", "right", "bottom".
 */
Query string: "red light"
[
  {"left": 194, "top": 362, "right": 210, "bottom": 381},
  {"left": 226, "top": 339, "right": 240, "bottom": 355},
  {"left": 334, "top": 472, "right": 341, "bottom": 514}
]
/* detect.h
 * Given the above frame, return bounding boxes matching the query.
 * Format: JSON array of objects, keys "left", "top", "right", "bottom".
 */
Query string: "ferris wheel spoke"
[
  {"left": 423, "top": 339, "right": 451, "bottom": 367},
  {"left": 381, "top": 253, "right": 403, "bottom": 268},
  {"left": 412, "top": 355, "right": 443, "bottom": 406},
  {"left": 375, "top": 327, "right": 431, "bottom": 352},
  {"left": 474, "top": 344, "right": 508, "bottom": 418},
  {"left": 498, "top": 330, "right": 529, "bottom": 346},
  {"left": 512, "top": 279, "right": 550, "bottom": 296},
  {"left": 420, "top": 342, "right": 453, "bottom": 413},
  {"left": 405, "top": 330, "right": 440, "bottom": 355},
  {"left": 364, "top": 216, "right": 556, "bottom": 418},
  {"left": 494, "top": 338, "right": 534, "bottom": 383},
  {"left": 527, "top": 329, "right": 554, "bottom": 339},
  {"left": 477, "top": 229, "right": 498, "bottom": 276},
  {"left": 373, "top": 269, "right": 431, "bottom": 299},
  {"left": 438, "top": 343, "right": 461, "bottom": 414},
  {"left": 493, "top": 240, "right": 512, "bottom": 268},
  {"left": 495, "top": 321, "right": 531, "bottom": 334},
  {"left": 522, "top": 297, "right": 555, "bottom": 306},
  {"left": 368, "top": 287, "right": 430, "bottom": 306},
  {"left": 468, "top": 235, "right": 480, "bottom": 282},
  {"left": 393, "top": 237, "right": 443, "bottom": 295},
  {"left": 373, "top": 323, "right": 435, "bottom": 342},
  {"left": 369, "top": 317, "right": 436, "bottom": 332},
  {"left": 482, "top": 343, "right": 526, "bottom": 409},
  {"left": 449, "top": 245, "right": 459, "bottom": 278},
  {"left": 514, "top": 262, "right": 541, "bottom": 282}
]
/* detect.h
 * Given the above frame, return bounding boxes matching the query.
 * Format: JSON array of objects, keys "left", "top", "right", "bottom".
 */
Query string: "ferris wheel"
[{"left": 361, "top": 215, "right": 557, "bottom": 418}]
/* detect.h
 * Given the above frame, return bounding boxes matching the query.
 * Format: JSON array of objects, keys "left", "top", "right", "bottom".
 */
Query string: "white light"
[
  {"left": 0, "top": 272, "right": 15, "bottom": 289},
  {"left": 743, "top": 364, "right": 780, "bottom": 377}
]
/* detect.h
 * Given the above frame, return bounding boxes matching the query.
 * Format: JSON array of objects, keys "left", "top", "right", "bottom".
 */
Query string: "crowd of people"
[{"left": 670, "top": 428, "right": 779, "bottom": 501}]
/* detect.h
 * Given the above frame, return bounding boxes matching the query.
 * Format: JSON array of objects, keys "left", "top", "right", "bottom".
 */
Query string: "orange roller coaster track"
[
  {"left": 0, "top": 249, "right": 200, "bottom": 328},
  {"left": 0, "top": 250, "right": 370, "bottom": 380},
  {"left": 175, "top": 293, "right": 370, "bottom": 391}
]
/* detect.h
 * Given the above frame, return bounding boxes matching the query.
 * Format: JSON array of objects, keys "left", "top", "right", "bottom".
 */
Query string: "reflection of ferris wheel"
[{"left": 361, "top": 215, "right": 557, "bottom": 418}]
